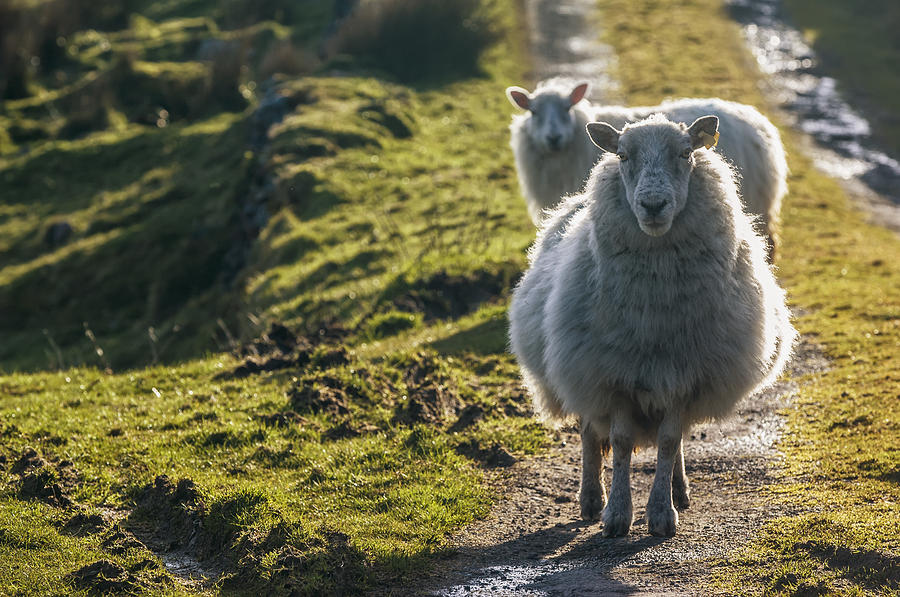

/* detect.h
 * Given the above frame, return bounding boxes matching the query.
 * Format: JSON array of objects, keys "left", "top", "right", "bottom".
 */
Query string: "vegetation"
[
  {"left": 0, "top": 0, "right": 545, "bottom": 594},
  {"left": 596, "top": 0, "right": 899, "bottom": 593},
  {"left": 1, "top": 0, "right": 897, "bottom": 594}
]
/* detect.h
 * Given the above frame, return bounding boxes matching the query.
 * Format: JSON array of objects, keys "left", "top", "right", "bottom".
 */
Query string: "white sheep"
[
  {"left": 506, "top": 81, "right": 788, "bottom": 259},
  {"left": 508, "top": 114, "right": 796, "bottom": 537},
  {"left": 507, "top": 79, "right": 598, "bottom": 225}
]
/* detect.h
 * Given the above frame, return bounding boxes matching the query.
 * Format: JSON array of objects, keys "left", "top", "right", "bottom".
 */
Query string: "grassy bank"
[
  {"left": 0, "top": 0, "right": 553, "bottom": 594},
  {"left": 597, "top": 0, "right": 899, "bottom": 593}
]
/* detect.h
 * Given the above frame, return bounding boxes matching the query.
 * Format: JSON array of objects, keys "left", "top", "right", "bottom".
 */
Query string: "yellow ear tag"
[{"left": 699, "top": 130, "right": 719, "bottom": 149}]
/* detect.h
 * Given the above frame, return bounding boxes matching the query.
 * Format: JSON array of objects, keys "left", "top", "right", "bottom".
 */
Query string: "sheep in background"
[
  {"left": 506, "top": 82, "right": 788, "bottom": 259},
  {"left": 508, "top": 114, "right": 796, "bottom": 537},
  {"left": 507, "top": 79, "right": 599, "bottom": 225}
]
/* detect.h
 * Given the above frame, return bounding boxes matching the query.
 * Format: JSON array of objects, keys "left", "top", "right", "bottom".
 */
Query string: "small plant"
[{"left": 326, "top": 0, "right": 498, "bottom": 83}]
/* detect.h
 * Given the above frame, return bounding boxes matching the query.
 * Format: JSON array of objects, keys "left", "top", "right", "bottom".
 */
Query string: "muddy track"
[{"left": 402, "top": 341, "right": 827, "bottom": 596}]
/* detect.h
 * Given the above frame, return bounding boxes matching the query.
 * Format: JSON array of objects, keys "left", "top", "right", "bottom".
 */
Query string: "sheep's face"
[
  {"left": 586, "top": 114, "right": 720, "bottom": 237},
  {"left": 507, "top": 82, "right": 589, "bottom": 153}
]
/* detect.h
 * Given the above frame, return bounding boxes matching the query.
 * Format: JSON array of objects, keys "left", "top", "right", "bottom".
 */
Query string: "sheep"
[
  {"left": 507, "top": 79, "right": 598, "bottom": 225},
  {"left": 507, "top": 114, "right": 796, "bottom": 537},
  {"left": 506, "top": 81, "right": 788, "bottom": 259}
]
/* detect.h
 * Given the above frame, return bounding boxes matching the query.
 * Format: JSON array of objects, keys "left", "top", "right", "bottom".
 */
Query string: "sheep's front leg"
[
  {"left": 579, "top": 419, "right": 608, "bottom": 520},
  {"left": 647, "top": 413, "right": 682, "bottom": 537},
  {"left": 672, "top": 437, "right": 690, "bottom": 510},
  {"left": 602, "top": 412, "right": 634, "bottom": 537}
]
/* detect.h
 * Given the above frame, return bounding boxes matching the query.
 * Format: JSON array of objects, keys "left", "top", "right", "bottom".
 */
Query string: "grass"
[
  {"left": 3, "top": 0, "right": 897, "bottom": 593},
  {"left": 596, "top": 0, "right": 900, "bottom": 594},
  {"left": 783, "top": 0, "right": 900, "bottom": 156},
  {"left": 0, "top": 0, "right": 552, "bottom": 594},
  {"left": 0, "top": 350, "right": 547, "bottom": 594}
]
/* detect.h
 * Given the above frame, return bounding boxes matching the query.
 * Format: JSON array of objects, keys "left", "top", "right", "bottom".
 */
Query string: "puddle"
[
  {"left": 523, "top": 0, "right": 621, "bottom": 103},
  {"left": 160, "top": 550, "right": 214, "bottom": 582},
  {"left": 726, "top": 0, "right": 900, "bottom": 229}
]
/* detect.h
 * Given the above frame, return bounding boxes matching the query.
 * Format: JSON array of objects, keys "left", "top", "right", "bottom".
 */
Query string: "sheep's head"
[
  {"left": 507, "top": 81, "right": 589, "bottom": 152},
  {"left": 586, "top": 114, "right": 719, "bottom": 237}
]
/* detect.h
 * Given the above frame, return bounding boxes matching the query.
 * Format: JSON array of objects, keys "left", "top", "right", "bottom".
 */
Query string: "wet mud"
[{"left": 726, "top": 0, "right": 900, "bottom": 232}]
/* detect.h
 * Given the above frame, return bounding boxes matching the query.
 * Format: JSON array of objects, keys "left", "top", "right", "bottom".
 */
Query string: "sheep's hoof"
[
  {"left": 647, "top": 505, "right": 678, "bottom": 537},
  {"left": 579, "top": 485, "right": 606, "bottom": 521},
  {"left": 673, "top": 486, "right": 691, "bottom": 511},
  {"left": 601, "top": 507, "right": 633, "bottom": 537}
]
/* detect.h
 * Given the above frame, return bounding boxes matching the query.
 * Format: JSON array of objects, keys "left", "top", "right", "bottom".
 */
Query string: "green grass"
[
  {"left": 0, "top": 0, "right": 553, "bottom": 594},
  {"left": 783, "top": 0, "right": 900, "bottom": 156},
  {"left": 597, "top": 0, "right": 900, "bottom": 593},
  {"left": 5, "top": 0, "right": 896, "bottom": 593},
  {"left": 0, "top": 350, "right": 547, "bottom": 594}
]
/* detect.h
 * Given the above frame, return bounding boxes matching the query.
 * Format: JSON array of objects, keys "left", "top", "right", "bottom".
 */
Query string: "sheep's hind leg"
[
  {"left": 672, "top": 437, "right": 690, "bottom": 510},
  {"left": 579, "top": 418, "right": 608, "bottom": 520},
  {"left": 647, "top": 413, "right": 682, "bottom": 537},
  {"left": 602, "top": 411, "right": 634, "bottom": 537}
]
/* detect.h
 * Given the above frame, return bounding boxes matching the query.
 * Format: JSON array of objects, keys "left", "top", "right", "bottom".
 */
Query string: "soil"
[
  {"left": 11, "top": 447, "right": 79, "bottom": 508},
  {"left": 67, "top": 560, "right": 140, "bottom": 594},
  {"left": 392, "top": 270, "right": 511, "bottom": 322},
  {"left": 227, "top": 321, "right": 349, "bottom": 379}
]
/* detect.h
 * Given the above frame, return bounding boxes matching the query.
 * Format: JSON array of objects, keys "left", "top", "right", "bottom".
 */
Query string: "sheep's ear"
[
  {"left": 506, "top": 86, "right": 531, "bottom": 110},
  {"left": 569, "top": 82, "right": 590, "bottom": 106},
  {"left": 688, "top": 115, "right": 719, "bottom": 150},
  {"left": 586, "top": 122, "right": 620, "bottom": 153}
]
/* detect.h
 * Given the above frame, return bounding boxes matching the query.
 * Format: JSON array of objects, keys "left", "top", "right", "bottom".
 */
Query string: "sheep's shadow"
[{"left": 421, "top": 519, "right": 669, "bottom": 595}]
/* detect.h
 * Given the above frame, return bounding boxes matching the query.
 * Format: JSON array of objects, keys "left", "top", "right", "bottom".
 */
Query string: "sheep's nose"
[
  {"left": 640, "top": 200, "right": 666, "bottom": 216},
  {"left": 547, "top": 134, "right": 562, "bottom": 148}
]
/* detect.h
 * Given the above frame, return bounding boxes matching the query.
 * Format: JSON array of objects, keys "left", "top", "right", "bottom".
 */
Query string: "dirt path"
[
  {"left": 408, "top": 340, "right": 826, "bottom": 596},
  {"left": 397, "top": 1, "right": 840, "bottom": 594}
]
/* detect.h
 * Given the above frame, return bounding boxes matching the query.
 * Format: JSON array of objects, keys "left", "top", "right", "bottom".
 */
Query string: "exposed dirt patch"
[
  {"left": 392, "top": 270, "right": 511, "bottom": 322},
  {"left": 125, "top": 475, "right": 225, "bottom": 589},
  {"left": 228, "top": 323, "right": 313, "bottom": 378},
  {"left": 68, "top": 560, "right": 140, "bottom": 595},
  {"left": 322, "top": 420, "right": 380, "bottom": 441},
  {"left": 129, "top": 476, "right": 207, "bottom": 549},
  {"left": 10, "top": 446, "right": 47, "bottom": 474},
  {"left": 392, "top": 352, "right": 464, "bottom": 425},
  {"left": 449, "top": 405, "right": 486, "bottom": 433},
  {"left": 393, "top": 383, "right": 462, "bottom": 426},
  {"left": 11, "top": 447, "right": 79, "bottom": 508},
  {"left": 102, "top": 525, "right": 148, "bottom": 555},
  {"left": 62, "top": 512, "right": 111, "bottom": 537},
  {"left": 289, "top": 378, "right": 352, "bottom": 415},
  {"left": 231, "top": 529, "right": 368, "bottom": 595},
  {"left": 455, "top": 441, "right": 517, "bottom": 469},
  {"left": 226, "top": 321, "right": 350, "bottom": 378}
]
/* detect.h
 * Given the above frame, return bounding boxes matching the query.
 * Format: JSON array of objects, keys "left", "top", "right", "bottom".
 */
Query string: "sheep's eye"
[
  {"left": 680, "top": 148, "right": 692, "bottom": 159},
  {"left": 616, "top": 152, "right": 628, "bottom": 161}
]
